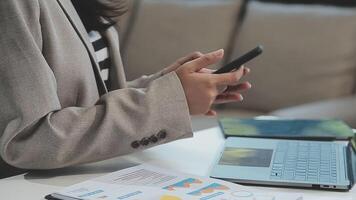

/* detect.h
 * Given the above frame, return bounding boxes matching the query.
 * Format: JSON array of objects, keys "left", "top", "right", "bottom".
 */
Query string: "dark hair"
[{"left": 71, "top": 0, "right": 128, "bottom": 31}]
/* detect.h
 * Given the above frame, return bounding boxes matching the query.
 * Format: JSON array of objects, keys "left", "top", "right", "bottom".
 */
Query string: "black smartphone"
[{"left": 213, "top": 45, "right": 263, "bottom": 74}]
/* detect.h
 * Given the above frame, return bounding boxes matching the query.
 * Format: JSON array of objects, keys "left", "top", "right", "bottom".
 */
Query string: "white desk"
[{"left": 0, "top": 127, "right": 355, "bottom": 200}]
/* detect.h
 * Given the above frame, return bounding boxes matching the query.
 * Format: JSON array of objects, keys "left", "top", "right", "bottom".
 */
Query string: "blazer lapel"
[
  {"left": 56, "top": 0, "right": 108, "bottom": 95},
  {"left": 104, "top": 27, "right": 127, "bottom": 90}
]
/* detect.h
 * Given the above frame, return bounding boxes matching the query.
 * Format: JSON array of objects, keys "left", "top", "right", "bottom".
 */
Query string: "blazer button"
[
  {"left": 131, "top": 141, "right": 140, "bottom": 149},
  {"left": 157, "top": 130, "right": 167, "bottom": 139},
  {"left": 140, "top": 137, "right": 150, "bottom": 146},
  {"left": 149, "top": 135, "right": 158, "bottom": 143}
]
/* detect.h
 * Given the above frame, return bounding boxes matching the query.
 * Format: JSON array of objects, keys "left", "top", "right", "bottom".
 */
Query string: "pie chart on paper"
[{"left": 230, "top": 190, "right": 253, "bottom": 197}]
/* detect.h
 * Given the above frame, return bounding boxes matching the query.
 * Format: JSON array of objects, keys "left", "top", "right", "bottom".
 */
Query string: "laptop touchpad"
[{"left": 219, "top": 148, "right": 273, "bottom": 168}]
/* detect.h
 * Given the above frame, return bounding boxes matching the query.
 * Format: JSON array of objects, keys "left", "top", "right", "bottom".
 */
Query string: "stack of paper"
[{"left": 46, "top": 164, "right": 303, "bottom": 200}]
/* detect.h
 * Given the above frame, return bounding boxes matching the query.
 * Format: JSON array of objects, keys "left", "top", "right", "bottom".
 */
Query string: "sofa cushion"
[
  {"left": 228, "top": 1, "right": 356, "bottom": 112},
  {"left": 271, "top": 95, "right": 356, "bottom": 127},
  {"left": 123, "top": 0, "right": 243, "bottom": 80}
]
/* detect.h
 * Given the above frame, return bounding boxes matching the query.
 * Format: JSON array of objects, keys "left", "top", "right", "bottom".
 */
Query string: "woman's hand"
[
  {"left": 200, "top": 68, "right": 251, "bottom": 116},
  {"left": 176, "top": 49, "right": 249, "bottom": 116},
  {"left": 161, "top": 52, "right": 204, "bottom": 75}
]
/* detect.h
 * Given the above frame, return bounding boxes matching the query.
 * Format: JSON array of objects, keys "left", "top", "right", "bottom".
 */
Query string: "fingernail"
[{"left": 215, "top": 49, "right": 224, "bottom": 57}]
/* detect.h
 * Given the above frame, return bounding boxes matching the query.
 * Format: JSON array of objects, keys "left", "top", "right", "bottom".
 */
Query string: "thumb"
[{"left": 185, "top": 49, "right": 224, "bottom": 72}]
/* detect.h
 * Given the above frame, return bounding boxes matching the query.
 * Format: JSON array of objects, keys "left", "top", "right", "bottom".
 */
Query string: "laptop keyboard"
[{"left": 270, "top": 141, "right": 337, "bottom": 183}]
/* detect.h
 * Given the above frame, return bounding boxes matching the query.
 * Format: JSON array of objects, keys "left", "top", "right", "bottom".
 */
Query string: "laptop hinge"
[{"left": 345, "top": 143, "right": 355, "bottom": 189}]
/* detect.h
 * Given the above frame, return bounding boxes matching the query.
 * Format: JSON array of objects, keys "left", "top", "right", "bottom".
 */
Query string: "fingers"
[
  {"left": 244, "top": 67, "right": 251, "bottom": 75},
  {"left": 185, "top": 49, "right": 224, "bottom": 72},
  {"left": 224, "top": 82, "right": 251, "bottom": 93},
  {"left": 177, "top": 51, "right": 204, "bottom": 65},
  {"left": 198, "top": 68, "right": 215, "bottom": 74},
  {"left": 217, "top": 85, "right": 228, "bottom": 94},
  {"left": 214, "top": 93, "right": 243, "bottom": 104},
  {"left": 164, "top": 52, "right": 204, "bottom": 74},
  {"left": 212, "top": 66, "right": 245, "bottom": 86},
  {"left": 216, "top": 82, "right": 251, "bottom": 104},
  {"left": 205, "top": 109, "right": 217, "bottom": 116}
]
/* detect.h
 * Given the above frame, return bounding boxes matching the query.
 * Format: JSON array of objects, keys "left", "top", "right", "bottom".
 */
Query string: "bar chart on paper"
[{"left": 48, "top": 164, "right": 304, "bottom": 200}]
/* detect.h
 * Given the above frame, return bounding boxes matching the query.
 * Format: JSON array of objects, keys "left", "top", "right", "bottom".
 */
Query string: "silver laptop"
[{"left": 210, "top": 137, "right": 355, "bottom": 191}]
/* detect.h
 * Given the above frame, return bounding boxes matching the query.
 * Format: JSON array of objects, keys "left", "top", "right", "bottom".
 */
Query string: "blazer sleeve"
[
  {"left": 127, "top": 72, "right": 164, "bottom": 89},
  {"left": 0, "top": 0, "right": 193, "bottom": 169}
]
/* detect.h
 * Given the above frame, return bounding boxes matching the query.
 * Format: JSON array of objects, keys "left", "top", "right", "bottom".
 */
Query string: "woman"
[{"left": 0, "top": 0, "right": 251, "bottom": 177}]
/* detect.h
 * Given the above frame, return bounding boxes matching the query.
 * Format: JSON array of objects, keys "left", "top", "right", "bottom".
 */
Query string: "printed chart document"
[{"left": 46, "top": 164, "right": 303, "bottom": 200}]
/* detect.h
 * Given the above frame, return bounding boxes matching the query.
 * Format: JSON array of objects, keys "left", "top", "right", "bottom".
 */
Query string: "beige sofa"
[{"left": 117, "top": 0, "right": 356, "bottom": 130}]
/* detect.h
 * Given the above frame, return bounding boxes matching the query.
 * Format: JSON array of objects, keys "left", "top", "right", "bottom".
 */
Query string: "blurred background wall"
[{"left": 115, "top": 0, "right": 356, "bottom": 129}]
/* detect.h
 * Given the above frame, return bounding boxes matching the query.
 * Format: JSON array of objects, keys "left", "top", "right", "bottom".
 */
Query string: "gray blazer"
[{"left": 0, "top": 0, "right": 192, "bottom": 173}]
